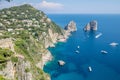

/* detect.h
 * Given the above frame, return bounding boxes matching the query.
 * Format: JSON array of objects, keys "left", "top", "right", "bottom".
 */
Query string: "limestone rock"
[
  {"left": 16, "top": 58, "right": 32, "bottom": 80},
  {"left": 84, "top": 20, "right": 97, "bottom": 31},
  {"left": 0, "top": 38, "right": 15, "bottom": 52},
  {"left": 0, "top": 61, "right": 14, "bottom": 79},
  {"left": 36, "top": 50, "right": 52, "bottom": 69},
  {"left": 65, "top": 21, "right": 77, "bottom": 32},
  {"left": 58, "top": 60, "right": 65, "bottom": 66}
]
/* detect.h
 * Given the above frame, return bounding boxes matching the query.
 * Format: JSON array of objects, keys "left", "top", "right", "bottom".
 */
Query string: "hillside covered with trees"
[{"left": 0, "top": 4, "right": 66, "bottom": 80}]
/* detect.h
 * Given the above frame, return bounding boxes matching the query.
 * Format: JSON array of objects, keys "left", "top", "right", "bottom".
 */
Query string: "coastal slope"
[{"left": 0, "top": 4, "right": 68, "bottom": 80}]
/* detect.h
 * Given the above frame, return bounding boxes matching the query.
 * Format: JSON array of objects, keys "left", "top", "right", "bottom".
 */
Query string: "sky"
[{"left": 0, "top": 0, "right": 120, "bottom": 14}]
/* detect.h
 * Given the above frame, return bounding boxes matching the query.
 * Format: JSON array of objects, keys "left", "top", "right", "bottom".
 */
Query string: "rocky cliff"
[
  {"left": 0, "top": 4, "right": 68, "bottom": 80},
  {"left": 84, "top": 20, "right": 97, "bottom": 31}
]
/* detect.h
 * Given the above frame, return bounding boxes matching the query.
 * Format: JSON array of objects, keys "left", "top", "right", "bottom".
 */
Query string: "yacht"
[{"left": 110, "top": 42, "right": 119, "bottom": 46}]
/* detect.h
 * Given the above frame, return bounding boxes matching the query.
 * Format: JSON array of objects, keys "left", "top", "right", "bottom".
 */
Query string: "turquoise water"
[{"left": 44, "top": 14, "right": 120, "bottom": 80}]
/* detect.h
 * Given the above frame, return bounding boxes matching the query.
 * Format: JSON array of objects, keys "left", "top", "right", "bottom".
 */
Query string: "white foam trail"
[{"left": 95, "top": 33, "right": 102, "bottom": 38}]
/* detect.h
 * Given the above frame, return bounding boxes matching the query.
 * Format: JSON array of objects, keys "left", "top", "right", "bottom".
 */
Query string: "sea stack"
[
  {"left": 64, "top": 21, "right": 77, "bottom": 32},
  {"left": 84, "top": 20, "right": 97, "bottom": 31}
]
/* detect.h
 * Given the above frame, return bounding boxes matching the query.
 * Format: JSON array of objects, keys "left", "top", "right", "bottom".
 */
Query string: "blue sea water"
[{"left": 44, "top": 14, "right": 120, "bottom": 80}]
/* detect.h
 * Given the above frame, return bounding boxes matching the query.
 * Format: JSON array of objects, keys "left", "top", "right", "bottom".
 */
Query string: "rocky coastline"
[
  {"left": 0, "top": 4, "right": 77, "bottom": 80},
  {"left": 40, "top": 20, "right": 77, "bottom": 68},
  {"left": 0, "top": 20, "right": 77, "bottom": 80}
]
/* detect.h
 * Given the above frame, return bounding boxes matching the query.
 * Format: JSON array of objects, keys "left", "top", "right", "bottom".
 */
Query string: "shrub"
[
  {"left": 0, "top": 48, "right": 13, "bottom": 62},
  {"left": 0, "top": 75, "right": 5, "bottom": 80},
  {"left": 0, "top": 63, "right": 6, "bottom": 70},
  {"left": 25, "top": 68, "right": 30, "bottom": 73},
  {"left": 11, "top": 56, "right": 18, "bottom": 63}
]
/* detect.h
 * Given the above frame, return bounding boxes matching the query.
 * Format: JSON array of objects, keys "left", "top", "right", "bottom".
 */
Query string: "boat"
[
  {"left": 109, "top": 42, "right": 119, "bottom": 46},
  {"left": 101, "top": 50, "right": 108, "bottom": 54},
  {"left": 88, "top": 66, "right": 92, "bottom": 72},
  {"left": 77, "top": 46, "right": 80, "bottom": 48},
  {"left": 75, "top": 50, "right": 80, "bottom": 53},
  {"left": 95, "top": 33, "right": 102, "bottom": 38}
]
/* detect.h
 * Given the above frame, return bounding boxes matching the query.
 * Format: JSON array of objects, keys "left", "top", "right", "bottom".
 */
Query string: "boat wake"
[{"left": 95, "top": 33, "right": 102, "bottom": 38}]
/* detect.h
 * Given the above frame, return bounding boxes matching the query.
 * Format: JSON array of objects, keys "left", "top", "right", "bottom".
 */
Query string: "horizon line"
[{"left": 45, "top": 13, "right": 120, "bottom": 15}]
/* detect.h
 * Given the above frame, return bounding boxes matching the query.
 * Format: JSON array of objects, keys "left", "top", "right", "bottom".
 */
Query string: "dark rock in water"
[
  {"left": 64, "top": 21, "right": 77, "bottom": 32},
  {"left": 84, "top": 20, "right": 97, "bottom": 31}
]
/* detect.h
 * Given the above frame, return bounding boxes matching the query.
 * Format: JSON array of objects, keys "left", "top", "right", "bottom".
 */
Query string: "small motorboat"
[
  {"left": 77, "top": 46, "right": 80, "bottom": 48},
  {"left": 88, "top": 66, "right": 92, "bottom": 72},
  {"left": 110, "top": 42, "right": 119, "bottom": 47},
  {"left": 101, "top": 50, "right": 108, "bottom": 54},
  {"left": 75, "top": 50, "right": 80, "bottom": 53}
]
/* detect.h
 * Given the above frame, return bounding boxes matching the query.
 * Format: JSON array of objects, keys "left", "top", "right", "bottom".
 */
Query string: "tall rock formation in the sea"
[
  {"left": 84, "top": 20, "right": 97, "bottom": 31},
  {"left": 64, "top": 21, "right": 77, "bottom": 32}
]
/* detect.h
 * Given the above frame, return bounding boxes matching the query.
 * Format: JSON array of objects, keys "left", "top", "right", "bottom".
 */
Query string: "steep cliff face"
[
  {"left": 0, "top": 61, "right": 14, "bottom": 79},
  {"left": 0, "top": 4, "right": 66, "bottom": 80},
  {"left": 84, "top": 20, "right": 97, "bottom": 31}
]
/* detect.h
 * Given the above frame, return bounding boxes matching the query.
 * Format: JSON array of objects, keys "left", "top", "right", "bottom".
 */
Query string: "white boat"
[
  {"left": 88, "top": 66, "right": 92, "bottom": 72},
  {"left": 77, "top": 46, "right": 80, "bottom": 48},
  {"left": 95, "top": 33, "right": 102, "bottom": 38},
  {"left": 110, "top": 42, "right": 119, "bottom": 46},
  {"left": 75, "top": 50, "right": 80, "bottom": 53},
  {"left": 101, "top": 50, "right": 108, "bottom": 54}
]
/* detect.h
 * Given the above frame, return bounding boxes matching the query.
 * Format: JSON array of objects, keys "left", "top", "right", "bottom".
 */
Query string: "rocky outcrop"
[
  {"left": 16, "top": 58, "right": 32, "bottom": 80},
  {"left": 36, "top": 50, "right": 52, "bottom": 69},
  {"left": 0, "top": 4, "right": 76, "bottom": 80},
  {"left": 43, "top": 29, "right": 60, "bottom": 48},
  {"left": 0, "top": 38, "right": 15, "bottom": 52},
  {"left": 64, "top": 21, "right": 77, "bottom": 32},
  {"left": 0, "top": 61, "right": 14, "bottom": 79},
  {"left": 0, "top": 40, "right": 32, "bottom": 80},
  {"left": 58, "top": 60, "right": 65, "bottom": 66},
  {"left": 84, "top": 20, "right": 97, "bottom": 31}
]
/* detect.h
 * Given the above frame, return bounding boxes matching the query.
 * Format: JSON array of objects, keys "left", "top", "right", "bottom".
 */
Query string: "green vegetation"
[
  {"left": 0, "top": 48, "right": 13, "bottom": 70},
  {"left": 11, "top": 56, "right": 18, "bottom": 62},
  {"left": 0, "top": 48, "right": 13, "bottom": 62},
  {"left": 25, "top": 68, "right": 30, "bottom": 73},
  {"left": 14, "top": 39, "right": 30, "bottom": 59},
  {"left": 0, "top": 75, "right": 5, "bottom": 80},
  {"left": 0, "top": 63, "right": 6, "bottom": 70}
]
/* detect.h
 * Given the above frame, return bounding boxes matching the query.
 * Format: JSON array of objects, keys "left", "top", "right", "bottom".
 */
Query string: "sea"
[{"left": 44, "top": 14, "right": 120, "bottom": 80}]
